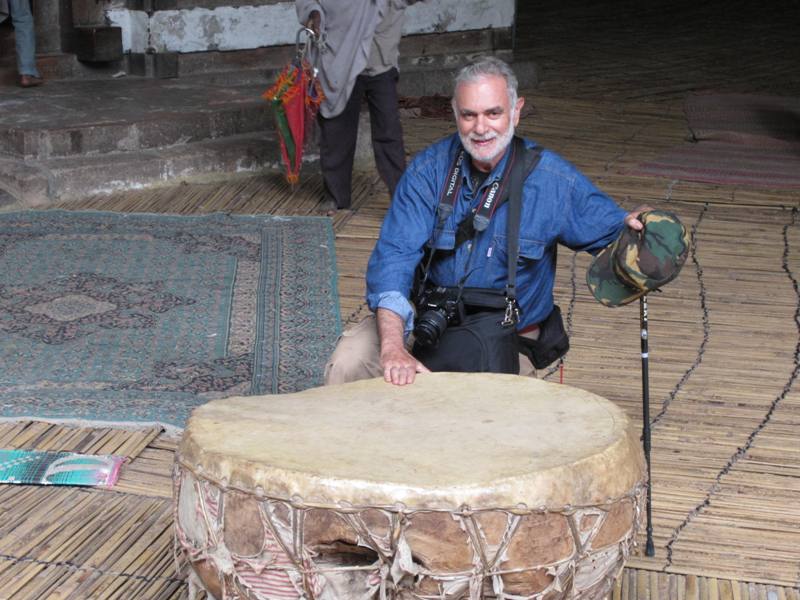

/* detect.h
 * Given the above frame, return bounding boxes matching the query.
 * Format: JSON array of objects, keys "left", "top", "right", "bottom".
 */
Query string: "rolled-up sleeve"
[{"left": 372, "top": 292, "right": 416, "bottom": 334}]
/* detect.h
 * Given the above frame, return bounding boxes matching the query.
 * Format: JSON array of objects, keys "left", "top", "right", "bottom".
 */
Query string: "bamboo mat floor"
[{"left": 3, "top": 0, "right": 800, "bottom": 597}]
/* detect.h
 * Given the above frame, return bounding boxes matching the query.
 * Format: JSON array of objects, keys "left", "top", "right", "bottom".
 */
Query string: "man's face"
[{"left": 453, "top": 74, "right": 525, "bottom": 172}]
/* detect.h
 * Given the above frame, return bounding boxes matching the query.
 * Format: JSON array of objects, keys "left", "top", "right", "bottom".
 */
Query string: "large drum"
[{"left": 174, "top": 373, "right": 645, "bottom": 600}]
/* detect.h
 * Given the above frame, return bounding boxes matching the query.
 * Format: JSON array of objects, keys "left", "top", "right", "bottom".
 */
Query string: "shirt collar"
[{"left": 461, "top": 143, "right": 514, "bottom": 191}]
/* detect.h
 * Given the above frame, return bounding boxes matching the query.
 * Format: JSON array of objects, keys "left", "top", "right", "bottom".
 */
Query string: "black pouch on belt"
[
  {"left": 516, "top": 304, "right": 570, "bottom": 369},
  {"left": 412, "top": 288, "right": 520, "bottom": 374}
]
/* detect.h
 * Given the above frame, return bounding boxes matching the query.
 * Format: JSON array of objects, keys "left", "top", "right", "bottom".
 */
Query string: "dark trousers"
[{"left": 318, "top": 67, "right": 406, "bottom": 209}]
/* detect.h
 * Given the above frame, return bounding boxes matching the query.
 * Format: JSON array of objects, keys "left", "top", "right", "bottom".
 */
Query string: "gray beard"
[{"left": 459, "top": 119, "right": 516, "bottom": 168}]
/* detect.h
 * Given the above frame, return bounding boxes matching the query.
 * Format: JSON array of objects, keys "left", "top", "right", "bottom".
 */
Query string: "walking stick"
[{"left": 640, "top": 294, "right": 656, "bottom": 556}]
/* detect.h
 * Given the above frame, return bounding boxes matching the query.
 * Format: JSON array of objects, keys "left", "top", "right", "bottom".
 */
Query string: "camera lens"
[{"left": 414, "top": 309, "right": 449, "bottom": 347}]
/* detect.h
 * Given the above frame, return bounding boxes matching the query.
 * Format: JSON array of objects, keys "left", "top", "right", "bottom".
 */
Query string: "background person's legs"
[
  {"left": 364, "top": 68, "right": 406, "bottom": 197},
  {"left": 8, "top": 0, "right": 40, "bottom": 80},
  {"left": 317, "top": 77, "right": 365, "bottom": 210}
]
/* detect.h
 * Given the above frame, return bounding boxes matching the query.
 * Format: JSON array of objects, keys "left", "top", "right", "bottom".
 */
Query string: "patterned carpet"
[{"left": 0, "top": 211, "right": 341, "bottom": 429}]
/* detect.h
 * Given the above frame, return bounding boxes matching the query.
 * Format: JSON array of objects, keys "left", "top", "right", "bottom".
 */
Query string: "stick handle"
[{"left": 640, "top": 295, "right": 655, "bottom": 557}]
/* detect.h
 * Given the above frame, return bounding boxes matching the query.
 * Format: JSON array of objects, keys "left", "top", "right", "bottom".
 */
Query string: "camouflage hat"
[{"left": 586, "top": 210, "right": 690, "bottom": 307}]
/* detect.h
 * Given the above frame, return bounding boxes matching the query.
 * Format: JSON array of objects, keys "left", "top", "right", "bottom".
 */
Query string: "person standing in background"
[
  {"left": 296, "top": 0, "right": 418, "bottom": 215},
  {"left": 2, "top": 0, "right": 43, "bottom": 87}
]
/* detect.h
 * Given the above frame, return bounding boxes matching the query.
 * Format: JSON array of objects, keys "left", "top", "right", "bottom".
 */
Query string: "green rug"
[{"left": 0, "top": 211, "right": 341, "bottom": 430}]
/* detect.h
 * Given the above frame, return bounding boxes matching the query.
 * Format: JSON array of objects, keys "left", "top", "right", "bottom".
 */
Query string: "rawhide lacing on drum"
[{"left": 174, "top": 458, "right": 645, "bottom": 600}]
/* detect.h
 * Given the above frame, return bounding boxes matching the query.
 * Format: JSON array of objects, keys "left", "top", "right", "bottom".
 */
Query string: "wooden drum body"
[{"left": 174, "top": 373, "right": 645, "bottom": 600}]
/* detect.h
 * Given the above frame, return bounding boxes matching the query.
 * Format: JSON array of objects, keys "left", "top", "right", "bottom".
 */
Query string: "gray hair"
[{"left": 452, "top": 56, "right": 519, "bottom": 108}]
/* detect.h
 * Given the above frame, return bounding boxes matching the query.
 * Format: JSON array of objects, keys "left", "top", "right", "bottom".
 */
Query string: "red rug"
[
  {"left": 633, "top": 140, "right": 800, "bottom": 189},
  {"left": 632, "top": 93, "right": 800, "bottom": 189},
  {"left": 686, "top": 92, "right": 800, "bottom": 148}
]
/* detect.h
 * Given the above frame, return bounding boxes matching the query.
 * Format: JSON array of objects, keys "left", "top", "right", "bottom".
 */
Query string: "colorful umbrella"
[{"left": 262, "top": 28, "right": 324, "bottom": 185}]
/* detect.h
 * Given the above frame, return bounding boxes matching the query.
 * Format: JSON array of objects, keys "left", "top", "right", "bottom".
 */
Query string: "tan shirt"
[
  {"left": 364, "top": 1, "right": 405, "bottom": 76},
  {"left": 296, "top": 0, "right": 415, "bottom": 118}
]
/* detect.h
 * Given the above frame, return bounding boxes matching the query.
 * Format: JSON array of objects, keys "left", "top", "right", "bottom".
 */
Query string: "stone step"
[
  {"left": 178, "top": 53, "right": 535, "bottom": 98},
  {"left": 0, "top": 52, "right": 127, "bottom": 82},
  {"left": 174, "top": 32, "right": 533, "bottom": 96},
  {"left": 180, "top": 67, "right": 279, "bottom": 88},
  {"left": 1, "top": 25, "right": 16, "bottom": 80},
  {"left": 0, "top": 130, "right": 298, "bottom": 207},
  {"left": 0, "top": 30, "right": 14, "bottom": 60},
  {"left": 176, "top": 45, "right": 295, "bottom": 82},
  {"left": 0, "top": 187, "right": 23, "bottom": 211},
  {"left": 172, "top": 28, "right": 521, "bottom": 87},
  {"left": 0, "top": 77, "right": 272, "bottom": 159},
  {"left": 0, "top": 156, "right": 50, "bottom": 208},
  {"left": 0, "top": 66, "right": 16, "bottom": 86}
]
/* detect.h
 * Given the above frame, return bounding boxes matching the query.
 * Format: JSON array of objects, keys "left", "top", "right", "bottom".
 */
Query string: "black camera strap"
[
  {"left": 504, "top": 139, "right": 543, "bottom": 324},
  {"left": 436, "top": 150, "right": 466, "bottom": 224}
]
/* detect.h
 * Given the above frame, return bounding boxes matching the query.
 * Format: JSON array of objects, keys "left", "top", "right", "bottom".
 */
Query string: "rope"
[{"left": 174, "top": 461, "right": 646, "bottom": 600}]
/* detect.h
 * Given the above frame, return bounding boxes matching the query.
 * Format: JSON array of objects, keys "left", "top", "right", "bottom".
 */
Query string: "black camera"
[{"left": 413, "top": 286, "right": 462, "bottom": 347}]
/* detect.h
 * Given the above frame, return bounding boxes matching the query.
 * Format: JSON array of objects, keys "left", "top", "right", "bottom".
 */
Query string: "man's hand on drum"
[
  {"left": 377, "top": 308, "right": 430, "bottom": 385},
  {"left": 381, "top": 345, "right": 428, "bottom": 385}
]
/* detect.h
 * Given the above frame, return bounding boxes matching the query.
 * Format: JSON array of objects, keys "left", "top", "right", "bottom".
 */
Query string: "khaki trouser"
[{"left": 324, "top": 314, "right": 538, "bottom": 385}]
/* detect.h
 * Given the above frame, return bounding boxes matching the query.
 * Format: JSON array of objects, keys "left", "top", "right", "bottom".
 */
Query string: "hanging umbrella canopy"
[{"left": 262, "top": 28, "right": 324, "bottom": 185}]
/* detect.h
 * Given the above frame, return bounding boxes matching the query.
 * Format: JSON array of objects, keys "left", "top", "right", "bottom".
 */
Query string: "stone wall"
[
  {"left": 71, "top": 0, "right": 124, "bottom": 27},
  {"left": 105, "top": 0, "right": 514, "bottom": 54}
]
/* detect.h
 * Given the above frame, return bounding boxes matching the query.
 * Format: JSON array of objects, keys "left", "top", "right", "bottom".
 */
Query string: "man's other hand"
[
  {"left": 624, "top": 205, "right": 653, "bottom": 231},
  {"left": 307, "top": 10, "right": 321, "bottom": 36}
]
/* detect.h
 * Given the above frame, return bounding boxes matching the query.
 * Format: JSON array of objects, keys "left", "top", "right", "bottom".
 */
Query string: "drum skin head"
[{"left": 178, "top": 372, "right": 644, "bottom": 510}]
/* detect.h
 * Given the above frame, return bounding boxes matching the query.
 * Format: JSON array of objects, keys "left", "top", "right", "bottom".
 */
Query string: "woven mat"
[
  {"left": 0, "top": 211, "right": 341, "bottom": 430},
  {"left": 546, "top": 202, "right": 800, "bottom": 586},
  {"left": 631, "top": 93, "right": 800, "bottom": 189}
]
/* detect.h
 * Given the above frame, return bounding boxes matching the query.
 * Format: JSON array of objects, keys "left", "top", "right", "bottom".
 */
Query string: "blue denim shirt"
[{"left": 366, "top": 134, "right": 627, "bottom": 335}]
